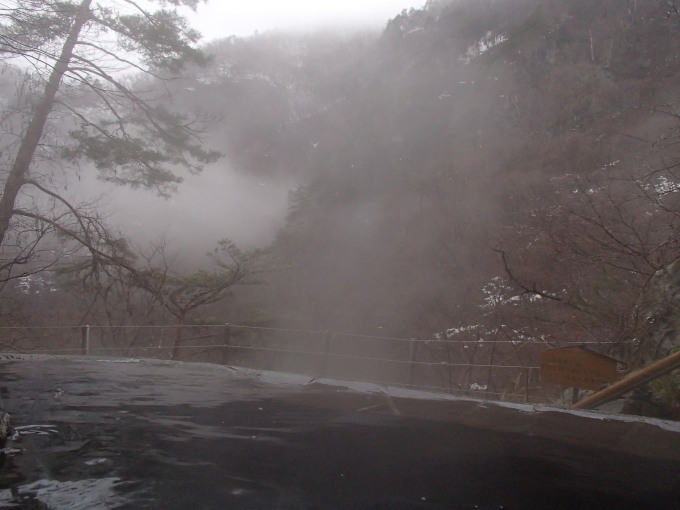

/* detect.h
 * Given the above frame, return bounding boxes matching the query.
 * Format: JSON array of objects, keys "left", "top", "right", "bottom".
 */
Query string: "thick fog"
[
  {"left": 3, "top": 0, "right": 680, "bottom": 424},
  {"left": 63, "top": 0, "right": 430, "bottom": 265},
  {"left": 186, "top": 0, "right": 427, "bottom": 40},
  {"left": 69, "top": 161, "right": 295, "bottom": 263}
]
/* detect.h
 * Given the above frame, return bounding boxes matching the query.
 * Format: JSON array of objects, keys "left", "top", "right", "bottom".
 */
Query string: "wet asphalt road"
[{"left": 0, "top": 356, "right": 678, "bottom": 509}]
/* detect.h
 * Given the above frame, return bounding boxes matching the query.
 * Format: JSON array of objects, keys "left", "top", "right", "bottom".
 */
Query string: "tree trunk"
[{"left": 0, "top": 0, "right": 92, "bottom": 247}]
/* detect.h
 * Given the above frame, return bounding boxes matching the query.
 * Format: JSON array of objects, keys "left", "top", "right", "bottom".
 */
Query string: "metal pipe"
[{"left": 572, "top": 350, "right": 680, "bottom": 410}]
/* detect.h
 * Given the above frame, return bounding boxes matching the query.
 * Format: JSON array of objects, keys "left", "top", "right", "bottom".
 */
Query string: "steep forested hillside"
[
  {"left": 179, "top": 0, "right": 680, "bottom": 344},
  {"left": 191, "top": 0, "right": 680, "bottom": 413}
]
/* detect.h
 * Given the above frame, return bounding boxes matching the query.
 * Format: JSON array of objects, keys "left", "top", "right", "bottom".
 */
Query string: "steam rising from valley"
[{"left": 72, "top": 161, "right": 295, "bottom": 265}]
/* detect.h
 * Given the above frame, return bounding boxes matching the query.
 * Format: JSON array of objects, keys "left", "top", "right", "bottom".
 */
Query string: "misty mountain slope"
[
  {"left": 4, "top": 0, "right": 680, "bottom": 393},
  {"left": 205, "top": 0, "right": 680, "bottom": 346}
]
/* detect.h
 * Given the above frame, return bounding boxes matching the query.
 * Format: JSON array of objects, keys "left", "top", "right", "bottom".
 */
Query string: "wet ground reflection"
[{"left": 0, "top": 356, "right": 678, "bottom": 509}]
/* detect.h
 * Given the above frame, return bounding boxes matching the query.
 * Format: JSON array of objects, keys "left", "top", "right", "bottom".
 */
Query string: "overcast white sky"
[{"left": 184, "top": 0, "right": 426, "bottom": 41}]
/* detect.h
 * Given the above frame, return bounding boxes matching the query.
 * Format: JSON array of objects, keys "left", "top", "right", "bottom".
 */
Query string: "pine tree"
[{"left": 0, "top": 0, "right": 219, "bottom": 284}]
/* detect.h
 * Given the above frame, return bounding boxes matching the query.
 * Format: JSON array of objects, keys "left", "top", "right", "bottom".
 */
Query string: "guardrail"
[{"left": 0, "top": 323, "right": 626, "bottom": 405}]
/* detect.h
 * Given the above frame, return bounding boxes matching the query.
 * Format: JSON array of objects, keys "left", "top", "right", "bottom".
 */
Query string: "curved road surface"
[{"left": 0, "top": 355, "right": 678, "bottom": 509}]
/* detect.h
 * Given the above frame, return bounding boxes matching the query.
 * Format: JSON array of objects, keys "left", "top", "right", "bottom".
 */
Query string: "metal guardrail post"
[
  {"left": 221, "top": 323, "right": 232, "bottom": 365},
  {"left": 524, "top": 368, "right": 530, "bottom": 404},
  {"left": 408, "top": 339, "right": 417, "bottom": 387},
  {"left": 81, "top": 325, "right": 90, "bottom": 355},
  {"left": 320, "top": 330, "right": 332, "bottom": 377}
]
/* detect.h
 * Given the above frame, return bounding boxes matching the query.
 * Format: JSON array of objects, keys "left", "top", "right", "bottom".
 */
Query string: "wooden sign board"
[{"left": 541, "top": 346, "right": 619, "bottom": 390}]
